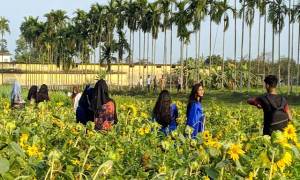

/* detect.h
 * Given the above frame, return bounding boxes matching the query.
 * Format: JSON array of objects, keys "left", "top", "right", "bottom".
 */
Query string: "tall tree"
[{"left": 0, "top": 17, "right": 10, "bottom": 85}]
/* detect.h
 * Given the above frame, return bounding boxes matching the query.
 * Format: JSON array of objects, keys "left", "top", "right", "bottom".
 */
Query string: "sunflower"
[
  {"left": 227, "top": 144, "right": 245, "bottom": 161},
  {"left": 158, "top": 165, "right": 167, "bottom": 174},
  {"left": 27, "top": 145, "right": 39, "bottom": 157},
  {"left": 20, "top": 133, "right": 29, "bottom": 148},
  {"left": 273, "top": 131, "right": 291, "bottom": 148},
  {"left": 138, "top": 128, "right": 145, "bottom": 136},
  {"left": 284, "top": 124, "right": 297, "bottom": 143},
  {"left": 202, "top": 130, "right": 211, "bottom": 140},
  {"left": 282, "top": 152, "right": 292, "bottom": 166}
]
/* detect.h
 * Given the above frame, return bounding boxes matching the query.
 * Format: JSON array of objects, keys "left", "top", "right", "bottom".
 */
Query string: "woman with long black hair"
[
  {"left": 27, "top": 85, "right": 38, "bottom": 104},
  {"left": 153, "top": 90, "right": 178, "bottom": 135},
  {"left": 36, "top": 84, "right": 50, "bottom": 103},
  {"left": 92, "top": 79, "right": 118, "bottom": 131},
  {"left": 186, "top": 83, "right": 205, "bottom": 138},
  {"left": 76, "top": 85, "right": 94, "bottom": 125}
]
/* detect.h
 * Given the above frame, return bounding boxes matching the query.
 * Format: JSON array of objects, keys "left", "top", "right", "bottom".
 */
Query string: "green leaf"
[
  {"left": 205, "top": 167, "right": 219, "bottom": 179},
  {"left": 0, "top": 158, "right": 9, "bottom": 174},
  {"left": 291, "top": 145, "right": 300, "bottom": 159},
  {"left": 9, "top": 142, "right": 26, "bottom": 158}
]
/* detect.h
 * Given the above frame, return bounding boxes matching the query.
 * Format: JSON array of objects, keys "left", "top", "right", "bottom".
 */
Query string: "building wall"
[
  {"left": 0, "top": 55, "right": 11, "bottom": 62},
  {"left": 0, "top": 63, "right": 177, "bottom": 87}
]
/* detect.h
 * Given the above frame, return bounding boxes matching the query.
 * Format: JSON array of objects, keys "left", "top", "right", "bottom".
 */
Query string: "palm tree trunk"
[
  {"left": 132, "top": 31, "right": 135, "bottom": 88},
  {"left": 209, "top": 18, "right": 212, "bottom": 79},
  {"left": 272, "top": 27, "right": 275, "bottom": 71},
  {"left": 263, "top": 9, "right": 267, "bottom": 87},
  {"left": 240, "top": 2, "right": 245, "bottom": 91},
  {"left": 288, "top": 0, "right": 291, "bottom": 95},
  {"left": 147, "top": 33, "right": 150, "bottom": 77},
  {"left": 234, "top": 0, "right": 237, "bottom": 90},
  {"left": 1, "top": 33, "right": 3, "bottom": 85},
  {"left": 139, "top": 29, "right": 141, "bottom": 81},
  {"left": 164, "top": 29, "right": 167, "bottom": 74},
  {"left": 291, "top": 14, "right": 295, "bottom": 93},
  {"left": 128, "top": 30, "right": 132, "bottom": 89},
  {"left": 195, "top": 31, "right": 198, "bottom": 84},
  {"left": 257, "top": 15, "right": 261, "bottom": 75},
  {"left": 143, "top": 32, "right": 146, "bottom": 87},
  {"left": 278, "top": 32, "right": 281, "bottom": 87},
  {"left": 198, "top": 22, "right": 201, "bottom": 83},
  {"left": 170, "top": 21, "right": 173, "bottom": 91},
  {"left": 180, "top": 40, "right": 183, "bottom": 90},
  {"left": 248, "top": 24, "right": 252, "bottom": 93},
  {"left": 297, "top": 22, "right": 300, "bottom": 94},
  {"left": 222, "top": 27, "right": 225, "bottom": 89}
]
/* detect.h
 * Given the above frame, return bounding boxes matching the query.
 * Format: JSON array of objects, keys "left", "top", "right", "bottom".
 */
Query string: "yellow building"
[{"left": 0, "top": 63, "right": 176, "bottom": 88}]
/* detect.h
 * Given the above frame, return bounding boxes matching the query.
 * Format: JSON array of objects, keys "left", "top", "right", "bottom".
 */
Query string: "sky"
[{"left": 0, "top": 0, "right": 299, "bottom": 63}]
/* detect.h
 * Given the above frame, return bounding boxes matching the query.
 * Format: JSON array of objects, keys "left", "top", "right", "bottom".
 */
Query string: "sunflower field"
[{"left": 0, "top": 90, "right": 300, "bottom": 179}]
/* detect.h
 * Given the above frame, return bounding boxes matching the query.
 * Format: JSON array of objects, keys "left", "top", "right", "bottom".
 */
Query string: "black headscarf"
[
  {"left": 91, "top": 79, "right": 111, "bottom": 113},
  {"left": 27, "top": 85, "right": 38, "bottom": 101},
  {"left": 37, "top": 84, "right": 49, "bottom": 103}
]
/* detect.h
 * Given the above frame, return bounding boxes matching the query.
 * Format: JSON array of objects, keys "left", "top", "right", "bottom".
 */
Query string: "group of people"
[
  {"left": 9, "top": 74, "right": 292, "bottom": 137},
  {"left": 10, "top": 81, "right": 49, "bottom": 108},
  {"left": 138, "top": 75, "right": 183, "bottom": 94},
  {"left": 138, "top": 75, "right": 166, "bottom": 93},
  {"left": 73, "top": 75, "right": 292, "bottom": 137}
]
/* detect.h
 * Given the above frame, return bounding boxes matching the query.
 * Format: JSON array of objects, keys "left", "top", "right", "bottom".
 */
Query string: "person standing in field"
[
  {"left": 10, "top": 80, "right": 25, "bottom": 108},
  {"left": 186, "top": 83, "right": 205, "bottom": 139},
  {"left": 36, "top": 84, "right": 50, "bottom": 103},
  {"left": 153, "top": 90, "right": 179, "bottom": 135},
  {"left": 71, "top": 86, "right": 82, "bottom": 111},
  {"left": 27, "top": 85, "right": 38, "bottom": 104},
  {"left": 76, "top": 85, "right": 94, "bottom": 125},
  {"left": 247, "top": 75, "right": 292, "bottom": 136},
  {"left": 147, "top": 75, "right": 151, "bottom": 93},
  {"left": 138, "top": 76, "right": 144, "bottom": 90},
  {"left": 153, "top": 76, "right": 158, "bottom": 94},
  {"left": 92, "top": 79, "right": 118, "bottom": 131},
  {"left": 160, "top": 75, "right": 166, "bottom": 91},
  {"left": 177, "top": 77, "right": 182, "bottom": 93}
]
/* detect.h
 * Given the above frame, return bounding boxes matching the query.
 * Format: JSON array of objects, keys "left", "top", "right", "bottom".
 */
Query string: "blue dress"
[
  {"left": 153, "top": 104, "right": 179, "bottom": 135},
  {"left": 186, "top": 101, "right": 205, "bottom": 138}
]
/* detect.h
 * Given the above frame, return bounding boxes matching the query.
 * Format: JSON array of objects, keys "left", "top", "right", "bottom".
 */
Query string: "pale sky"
[{"left": 0, "top": 0, "right": 299, "bottom": 63}]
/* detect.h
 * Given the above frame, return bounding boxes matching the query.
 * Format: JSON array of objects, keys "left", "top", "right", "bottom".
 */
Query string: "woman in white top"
[{"left": 71, "top": 86, "right": 82, "bottom": 111}]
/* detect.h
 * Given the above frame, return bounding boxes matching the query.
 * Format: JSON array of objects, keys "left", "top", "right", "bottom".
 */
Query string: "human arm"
[
  {"left": 284, "top": 104, "right": 292, "bottom": 121},
  {"left": 247, "top": 97, "right": 262, "bottom": 109},
  {"left": 186, "top": 103, "right": 200, "bottom": 138}
]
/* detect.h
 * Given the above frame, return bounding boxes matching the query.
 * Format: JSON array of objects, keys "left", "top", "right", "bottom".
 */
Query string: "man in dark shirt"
[{"left": 247, "top": 75, "right": 292, "bottom": 135}]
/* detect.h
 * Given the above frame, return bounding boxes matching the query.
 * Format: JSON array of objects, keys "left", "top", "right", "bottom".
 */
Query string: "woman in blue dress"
[
  {"left": 153, "top": 90, "right": 178, "bottom": 135},
  {"left": 186, "top": 83, "right": 205, "bottom": 138}
]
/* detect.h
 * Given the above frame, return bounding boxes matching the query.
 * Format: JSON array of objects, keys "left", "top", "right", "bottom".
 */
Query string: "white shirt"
[
  {"left": 74, "top": 93, "right": 82, "bottom": 111},
  {"left": 139, "top": 79, "right": 144, "bottom": 87},
  {"left": 147, "top": 78, "right": 151, "bottom": 85}
]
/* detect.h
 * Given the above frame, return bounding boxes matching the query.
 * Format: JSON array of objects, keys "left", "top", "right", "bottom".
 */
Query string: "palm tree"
[
  {"left": 158, "top": 0, "right": 172, "bottom": 75},
  {"left": 140, "top": 3, "right": 152, "bottom": 82},
  {"left": 245, "top": 0, "right": 255, "bottom": 92},
  {"left": 269, "top": 0, "right": 287, "bottom": 88},
  {"left": 257, "top": 0, "right": 269, "bottom": 85},
  {"left": 239, "top": 0, "right": 246, "bottom": 91},
  {"left": 221, "top": 1, "right": 232, "bottom": 89},
  {"left": 0, "top": 17, "right": 10, "bottom": 85},
  {"left": 188, "top": 0, "right": 207, "bottom": 84},
  {"left": 288, "top": 0, "right": 291, "bottom": 94},
  {"left": 173, "top": 0, "right": 190, "bottom": 90},
  {"left": 125, "top": 0, "right": 141, "bottom": 88},
  {"left": 296, "top": 4, "right": 300, "bottom": 92}
]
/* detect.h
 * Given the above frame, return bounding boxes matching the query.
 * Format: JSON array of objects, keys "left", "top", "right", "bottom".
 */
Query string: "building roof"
[{"left": 0, "top": 51, "right": 11, "bottom": 56}]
